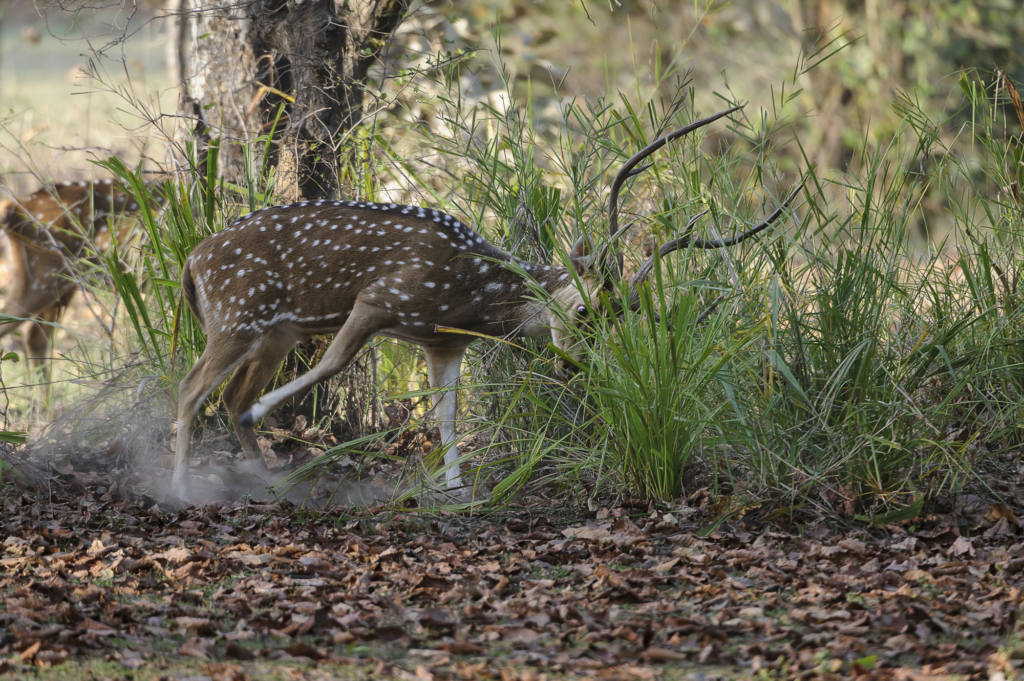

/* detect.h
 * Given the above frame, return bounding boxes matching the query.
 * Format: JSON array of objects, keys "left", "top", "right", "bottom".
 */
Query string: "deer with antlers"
[
  {"left": 173, "top": 107, "right": 804, "bottom": 500},
  {"left": 0, "top": 180, "right": 146, "bottom": 368}
]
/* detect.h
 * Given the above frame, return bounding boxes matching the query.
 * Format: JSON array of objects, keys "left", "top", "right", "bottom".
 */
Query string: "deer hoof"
[
  {"left": 238, "top": 411, "right": 254, "bottom": 428},
  {"left": 171, "top": 478, "right": 188, "bottom": 502}
]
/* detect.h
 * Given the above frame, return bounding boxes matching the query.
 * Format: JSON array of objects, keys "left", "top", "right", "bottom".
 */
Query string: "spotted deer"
[
  {"left": 173, "top": 107, "right": 804, "bottom": 499},
  {"left": 0, "top": 180, "right": 147, "bottom": 368}
]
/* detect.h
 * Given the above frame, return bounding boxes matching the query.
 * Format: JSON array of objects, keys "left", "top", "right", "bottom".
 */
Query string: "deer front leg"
[{"left": 425, "top": 346, "right": 468, "bottom": 489}]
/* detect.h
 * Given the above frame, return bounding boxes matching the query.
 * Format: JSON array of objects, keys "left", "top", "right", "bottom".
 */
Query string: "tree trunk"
[
  {"left": 169, "top": 0, "right": 408, "bottom": 201},
  {"left": 793, "top": 0, "right": 848, "bottom": 172},
  {"left": 0, "top": 7, "right": 4, "bottom": 102}
]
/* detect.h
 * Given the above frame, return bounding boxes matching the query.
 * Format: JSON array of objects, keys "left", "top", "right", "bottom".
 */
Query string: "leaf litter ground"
[{"left": 3, "top": 458, "right": 1024, "bottom": 680}]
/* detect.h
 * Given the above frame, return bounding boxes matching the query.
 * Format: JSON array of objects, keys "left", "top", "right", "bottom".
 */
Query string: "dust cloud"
[{"left": 16, "top": 376, "right": 474, "bottom": 510}]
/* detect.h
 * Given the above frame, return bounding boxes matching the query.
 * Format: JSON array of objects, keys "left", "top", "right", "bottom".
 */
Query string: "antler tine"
[
  {"left": 601, "top": 105, "right": 744, "bottom": 277},
  {"left": 626, "top": 161, "right": 655, "bottom": 178},
  {"left": 627, "top": 180, "right": 806, "bottom": 308}
]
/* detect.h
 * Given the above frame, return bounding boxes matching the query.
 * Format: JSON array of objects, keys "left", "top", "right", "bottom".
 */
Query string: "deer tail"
[{"left": 180, "top": 258, "right": 205, "bottom": 331}]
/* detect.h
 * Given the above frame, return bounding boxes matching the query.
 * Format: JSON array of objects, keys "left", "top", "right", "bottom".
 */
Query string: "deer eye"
[{"left": 576, "top": 305, "right": 588, "bottom": 316}]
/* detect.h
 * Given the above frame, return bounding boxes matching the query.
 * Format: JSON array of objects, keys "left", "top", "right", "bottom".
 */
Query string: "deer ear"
[{"left": 569, "top": 234, "right": 595, "bottom": 274}]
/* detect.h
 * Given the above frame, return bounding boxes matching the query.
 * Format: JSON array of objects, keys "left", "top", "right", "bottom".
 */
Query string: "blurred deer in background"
[
  {"left": 173, "top": 106, "right": 805, "bottom": 500},
  {"left": 0, "top": 180, "right": 146, "bottom": 369}
]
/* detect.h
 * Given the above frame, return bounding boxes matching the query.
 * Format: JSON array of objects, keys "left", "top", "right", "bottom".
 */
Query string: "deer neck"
[{"left": 461, "top": 261, "right": 574, "bottom": 339}]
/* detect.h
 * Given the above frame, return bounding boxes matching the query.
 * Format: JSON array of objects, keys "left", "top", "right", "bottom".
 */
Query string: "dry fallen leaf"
[
  {"left": 152, "top": 547, "right": 192, "bottom": 564},
  {"left": 950, "top": 536, "right": 975, "bottom": 557},
  {"left": 2, "top": 458, "right": 1022, "bottom": 681},
  {"left": 501, "top": 627, "right": 540, "bottom": 643},
  {"left": 644, "top": 646, "right": 689, "bottom": 661},
  {"left": 174, "top": 617, "right": 215, "bottom": 636},
  {"left": 986, "top": 503, "right": 1020, "bottom": 526},
  {"left": 838, "top": 537, "right": 867, "bottom": 553},
  {"left": 904, "top": 569, "right": 936, "bottom": 584},
  {"left": 561, "top": 522, "right": 611, "bottom": 540}
]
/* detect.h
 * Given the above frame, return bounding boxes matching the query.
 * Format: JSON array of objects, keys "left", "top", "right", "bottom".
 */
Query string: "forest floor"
[{"left": 2, "top": 451, "right": 1024, "bottom": 681}]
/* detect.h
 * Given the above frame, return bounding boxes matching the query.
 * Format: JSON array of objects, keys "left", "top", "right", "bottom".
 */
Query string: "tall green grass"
[{"left": 366, "top": 56, "right": 1024, "bottom": 514}]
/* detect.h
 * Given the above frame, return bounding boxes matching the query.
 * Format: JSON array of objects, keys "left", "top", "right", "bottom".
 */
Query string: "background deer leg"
[
  {"left": 425, "top": 345, "right": 467, "bottom": 490},
  {"left": 25, "top": 289, "right": 75, "bottom": 372},
  {"left": 25, "top": 304, "right": 61, "bottom": 373},
  {"left": 0, "top": 242, "right": 63, "bottom": 352},
  {"left": 0, "top": 292, "right": 60, "bottom": 364},
  {"left": 0, "top": 317, "right": 25, "bottom": 345},
  {"left": 240, "top": 303, "right": 385, "bottom": 428},
  {"left": 173, "top": 334, "right": 262, "bottom": 499},
  {"left": 222, "top": 330, "right": 294, "bottom": 463}
]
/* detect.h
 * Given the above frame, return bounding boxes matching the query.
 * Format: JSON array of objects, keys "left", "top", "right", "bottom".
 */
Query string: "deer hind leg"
[
  {"left": 25, "top": 304, "right": 60, "bottom": 373},
  {"left": 0, "top": 292, "right": 61, "bottom": 365},
  {"left": 425, "top": 345, "right": 468, "bottom": 490},
  {"left": 0, "top": 317, "right": 25, "bottom": 345},
  {"left": 173, "top": 333, "right": 262, "bottom": 500},
  {"left": 221, "top": 330, "right": 294, "bottom": 462},
  {"left": 25, "top": 289, "right": 75, "bottom": 371},
  {"left": 240, "top": 302, "right": 385, "bottom": 429},
  {"left": 0, "top": 245, "right": 64, "bottom": 350}
]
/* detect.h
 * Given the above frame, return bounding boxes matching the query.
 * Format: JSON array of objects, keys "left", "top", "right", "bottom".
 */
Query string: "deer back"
[
  {"left": 183, "top": 199, "right": 571, "bottom": 343},
  {"left": 1, "top": 180, "right": 143, "bottom": 257}
]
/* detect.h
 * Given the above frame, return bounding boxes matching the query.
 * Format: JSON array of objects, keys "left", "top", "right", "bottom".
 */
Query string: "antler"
[
  {"left": 596, "top": 105, "right": 744, "bottom": 275},
  {"left": 626, "top": 181, "right": 806, "bottom": 309}
]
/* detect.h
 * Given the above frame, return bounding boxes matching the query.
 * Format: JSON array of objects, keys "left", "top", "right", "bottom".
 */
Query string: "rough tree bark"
[{"left": 168, "top": 0, "right": 408, "bottom": 201}]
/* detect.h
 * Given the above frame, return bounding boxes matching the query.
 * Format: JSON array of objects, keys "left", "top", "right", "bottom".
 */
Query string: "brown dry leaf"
[
  {"left": 225, "top": 550, "right": 266, "bottom": 566},
  {"left": 5, "top": 455, "right": 1024, "bottom": 680},
  {"left": 174, "top": 617, "right": 215, "bottom": 636},
  {"left": 178, "top": 638, "right": 212, "bottom": 660},
  {"left": 904, "top": 569, "right": 936, "bottom": 584},
  {"left": 1003, "top": 71, "right": 1024, "bottom": 132},
  {"left": 561, "top": 522, "right": 611, "bottom": 540},
  {"left": 152, "top": 547, "right": 192, "bottom": 564},
  {"left": 985, "top": 516, "right": 1013, "bottom": 537},
  {"left": 436, "top": 641, "right": 485, "bottom": 655},
  {"left": 788, "top": 608, "right": 808, "bottom": 622},
  {"left": 838, "top": 537, "right": 867, "bottom": 553},
  {"left": 892, "top": 536, "right": 918, "bottom": 551},
  {"left": 20, "top": 641, "right": 41, "bottom": 662},
  {"left": 225, "top": 641, "right": 257, "bottom": 661},
  {"left": 86, "top": 539, "right": 112, "bottom": 558},
  {"left": 986, "top": 503, "right": 1020, "bottom": 526},
  {"left": 501, "top": 627, "right": 540, "bottom": 643},
  {"left": 644, "top": 646, "right": 689, "bottom": 661},
  {"left": 286, "top": 641, "right": 320, "bottom": 659},
  {"left": 121, "top": 657, "right": 146, "bottom": 670},
  {"left": 806, "top": 607, "right": 851, "bottom": 623},
  {"left": 611, "top": 517, "right": 644, "bottom": 535},
  {"left": 950, "top": 536, "right": 975, "bottom": 557},
  {"left": 34, "top": 649, "right": 69, "bottom": 668}
]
